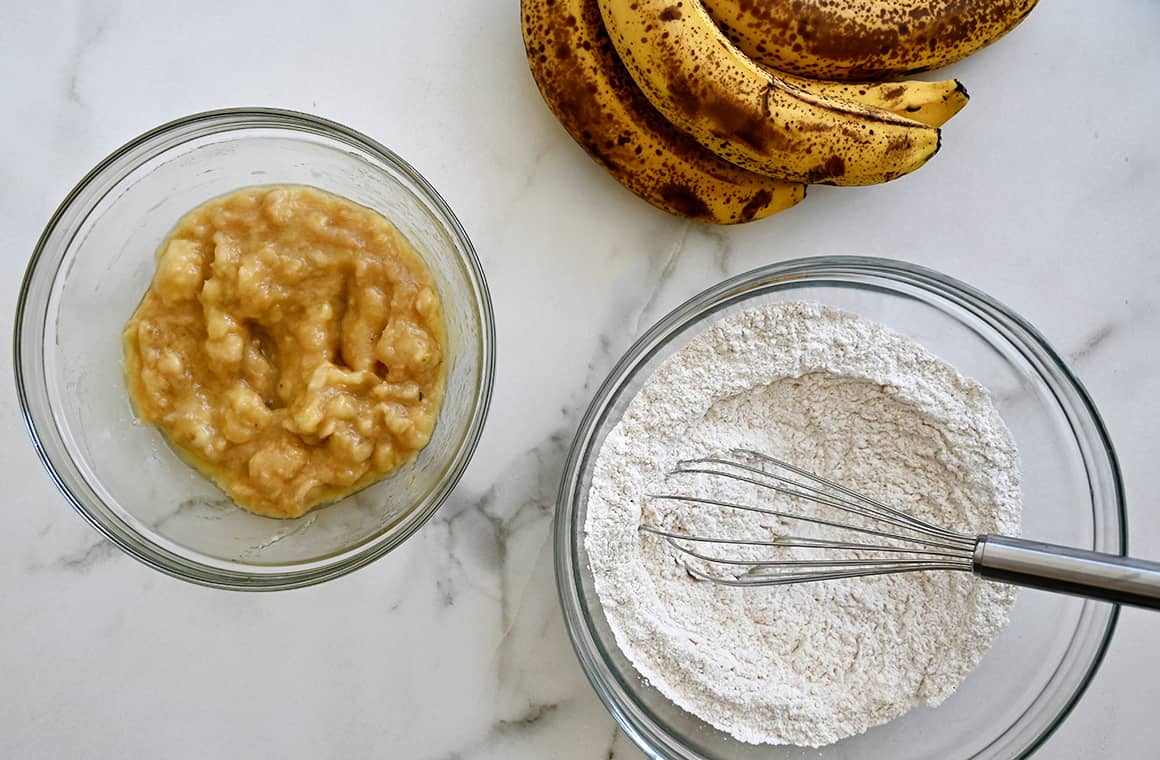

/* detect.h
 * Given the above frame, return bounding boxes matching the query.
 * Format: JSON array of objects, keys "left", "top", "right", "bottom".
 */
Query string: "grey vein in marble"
[
  {"left": 433, "top": 699, "right": 569, "bottom": 760},
  {"left": 698, "top": 225, "right": 736, "bottom": 277},
  {"left": 603, "top": 725, "right": 620, "bottom": 760},
  {"left": 495, "top": 700, "right": 561, "bottom": 733},
  {"left": 65, "top": 6, "right": 118, "bottom": 108},
  {"left": 1069, "top": 322, "right": 1118, "bottom": 364},
  {"left": 629, "top": 220, "right": 692, "bottom": 337},
  {"left": 419, "top": 423, "right": 589, "bottom": 759},
  {"left": 52, "top": 536, "right": 118, "bottom": 573}
]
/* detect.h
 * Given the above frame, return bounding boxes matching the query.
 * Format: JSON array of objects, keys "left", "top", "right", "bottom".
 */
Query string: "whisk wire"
[
  {"left": 673, "top": 452, "right": 973, "bottom": 546},
  {"left": 638, "top": 525, "right": 972, "bottom": 561},
  {"left": 675, "top": 539, "right": 972, "bottom": 571},
  {"left": 685, "top": 563, "right": 974, "bottom": 587},
  {"left": 642, "top": 450, "right": 980, "bottom": 587},
  {"left": 646, "top": 493, "right": 974, "bottom": 554},
  {"left": 732, "top": 449, "right": 972, "bottom": 542}
]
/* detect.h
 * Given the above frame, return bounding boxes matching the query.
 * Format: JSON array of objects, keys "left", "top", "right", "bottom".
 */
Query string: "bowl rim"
[
  {"left": 13, "top": 107, "right": 496, "bottom": 590},
  {"left": 554, "top": 255, "right": 1124, "bottom": 759}
]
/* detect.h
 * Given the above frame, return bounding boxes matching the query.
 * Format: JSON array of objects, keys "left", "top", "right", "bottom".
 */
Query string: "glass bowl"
[
  {"left": 15, "top": 108, "right": 495, "bottom": 590},
  {"left": 556, "top": 256, "right": 1123, "bottom": 759}
]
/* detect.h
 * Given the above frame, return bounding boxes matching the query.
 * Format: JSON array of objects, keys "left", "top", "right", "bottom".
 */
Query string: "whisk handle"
[{"left": 974, "top": 535, "right": 1160, "bottom": 610}]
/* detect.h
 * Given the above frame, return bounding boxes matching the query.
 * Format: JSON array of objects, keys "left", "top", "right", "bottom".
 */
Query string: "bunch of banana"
[{"left": 521, "top": 0, "right": 1031, "bottom": 223}]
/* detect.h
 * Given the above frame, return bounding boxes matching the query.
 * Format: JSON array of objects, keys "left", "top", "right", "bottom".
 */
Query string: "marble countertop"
[{"left": 3, "top": 1, "right": 1158, "bottom": 757}]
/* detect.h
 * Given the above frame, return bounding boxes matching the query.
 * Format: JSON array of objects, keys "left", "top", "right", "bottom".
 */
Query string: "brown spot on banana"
[
  {"left": 701, "top": 0, "right": 1038, "bottom": 80},
  {"left": 881, "top": 86, "right": 906, "bottom": 102},
  {"left": 740, "top": 188, "right": 774, "bottom": 221},
  {"left": 806, "top": 155, "right": 846, "bottom": 183},
  {"left": 598, "top": 0, "right": 940, "bottom": 185},
  {"left": 659, "top": 183, "right": 711, "bottom": 218},
  {"left": 521, "top": 0, "right": 804, "bottom": 223}
]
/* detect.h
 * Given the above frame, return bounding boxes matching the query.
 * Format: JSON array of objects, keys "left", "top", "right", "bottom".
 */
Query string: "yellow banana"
[
  {"left": 597, "top": 0, "right": 941, "bottom": 186},
  {"left": 521, "top": 0, "right": 804, "bottom": 224},
  {"left": 703, "top": 0, "right": 1038, "bottom": 81},
  {"left": 779, "top": 74, "right": 968, "bottom": 128}
]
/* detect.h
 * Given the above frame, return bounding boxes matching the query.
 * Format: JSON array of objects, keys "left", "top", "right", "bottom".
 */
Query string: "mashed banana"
[{"left": 124, "top": 185, "right": 446, "bottom": 518}]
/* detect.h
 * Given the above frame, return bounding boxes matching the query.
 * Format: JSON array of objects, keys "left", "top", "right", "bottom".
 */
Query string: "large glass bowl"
[
  {"left": 556, "top": 257, "right": 1123, "bottom": 759},
  {"left": 15, "top": 108, "right": 495, "bottom": 590}
]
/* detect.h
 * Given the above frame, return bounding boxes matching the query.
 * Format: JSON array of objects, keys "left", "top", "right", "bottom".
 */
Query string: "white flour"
[{"left": 585, "top": 302, "right": 1021, "bottom": 747}]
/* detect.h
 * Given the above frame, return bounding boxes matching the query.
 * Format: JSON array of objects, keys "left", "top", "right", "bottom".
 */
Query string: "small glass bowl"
[
  {"left": 15, "top": 108, "right": 495, "bottom": 590},
  {"left": 556, "top": 257, "right": 1123, "bottom": 759}
]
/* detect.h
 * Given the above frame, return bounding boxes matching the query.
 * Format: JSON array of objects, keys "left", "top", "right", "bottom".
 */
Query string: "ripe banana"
[
  {"left": 597, "top": 0, "right": 941, "bottom": 186},
  {"left": 703, "top": 0, "right": 1038, "bottom": 81},
  {"left": 521, "top": 0, "right": 804, "bottom": 224},
  {"left": 780, "top": 74, "right": 968, "bottom": 129}
]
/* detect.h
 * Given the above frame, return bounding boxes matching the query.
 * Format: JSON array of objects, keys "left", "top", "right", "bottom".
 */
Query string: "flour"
[{"left": 584, "top": 302, "right": 1021, "bottom": 747}]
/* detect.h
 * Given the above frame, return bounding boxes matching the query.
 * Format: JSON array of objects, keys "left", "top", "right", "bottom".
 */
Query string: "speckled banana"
[
  {"left": 597, "top": 0, "right": 940, "bottom": 186},
  {"left": 521, "top": 0, "right": 804, "bottom": 224},
  {"left": 780, "top": 74, "right": 968, "bottom": 129},
  {"left": 703, "top": 0, "right": 1038, "bottom": 81}
]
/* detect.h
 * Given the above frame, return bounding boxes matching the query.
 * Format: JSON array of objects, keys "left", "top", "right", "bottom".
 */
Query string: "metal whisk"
[{"left": 641, "top": 449, "right": 1160, "bottom": 610}]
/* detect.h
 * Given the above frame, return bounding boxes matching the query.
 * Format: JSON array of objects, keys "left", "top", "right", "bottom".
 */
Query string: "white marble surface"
[{"left": 2, "top": 1, "right": 1158, "bottom": 757}]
